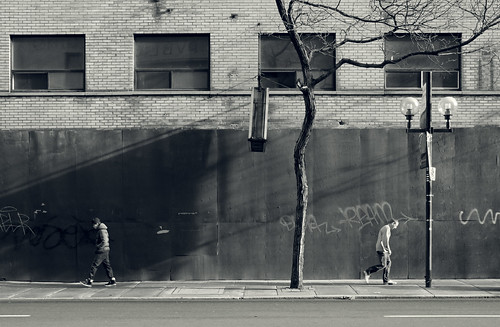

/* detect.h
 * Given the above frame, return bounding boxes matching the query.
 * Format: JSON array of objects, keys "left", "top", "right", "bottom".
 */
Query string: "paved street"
[
  {"left": 1, "top": 299, "right": 500, "bottom": 327},
  {"left": 2, "top": 279, "right": 499, "bottom": 326}
]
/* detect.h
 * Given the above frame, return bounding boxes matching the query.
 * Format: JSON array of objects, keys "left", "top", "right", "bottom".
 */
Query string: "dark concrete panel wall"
[{"left": 0, "top": 128, "right": 498, "bottom": 281}]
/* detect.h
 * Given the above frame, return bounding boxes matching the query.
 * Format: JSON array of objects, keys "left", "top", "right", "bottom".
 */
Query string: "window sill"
[
  {"left": 0, "top": 90, "right": 251, "bottom": 97},
  {"left": 1, "top": 89, "right": 500, "bottom": 97}
]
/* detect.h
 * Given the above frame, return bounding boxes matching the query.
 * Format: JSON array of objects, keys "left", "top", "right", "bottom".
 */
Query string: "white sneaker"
[
  {"left": 80, "top": 278, "right": 92, "bottom": 287},
  {"left": 363, "top": 270, "right": 370, "bottom": 284},
  {"left": 384, "top": 280, "right": 397, "bottom": 285},
  {"left": 105, "top": 279, "right": 117, "bottom": 287}
]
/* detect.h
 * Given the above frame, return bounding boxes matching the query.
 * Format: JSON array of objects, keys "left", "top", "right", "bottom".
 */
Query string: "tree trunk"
[
  {"left": 290, "top": 87, "right": 316, "bottom": 289},
  {"left": 273, "top": 0, "right": 318, "bottom": 290}
]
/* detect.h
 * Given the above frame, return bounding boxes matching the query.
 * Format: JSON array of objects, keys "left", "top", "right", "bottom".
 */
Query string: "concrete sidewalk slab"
[
  {"left": 424, "top": 279, "right": 497, "bottom": 298},
  {"left": 459, "top": 279, "right": 500, "bottom": 294},
  {"left": 244, "top": 288, "right": 279, "bottom": 298},
  {"left": 90, "top": 287, "right": 132, "bottom": 299},
  {"left": 174, "top": 287, "right": 225, "bottom": 295},
  {"left": 279, "top": 287, "right": 317, "bottom": 298},
  {"left": 311, "top": 285, "right": 357, "bottom": 298},
  {"left": 120, "top": 286, "right": 170, "bottom": 298},
  {"left": 222, "top": 287, "right": 245, "bottom": 298},
  {"left": 352, "top": 284, "right": 433, "bottom": 298},
  {"left": 0, "top": 286, "right": 33, "bottom": 299},
  {"left": 10, "top": 287, "right": 66, "bottom": 300}
]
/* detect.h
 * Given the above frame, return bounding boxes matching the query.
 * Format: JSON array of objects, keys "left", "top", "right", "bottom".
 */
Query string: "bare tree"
[{"left": 275, "top": 0, "right": 500, "bottom": 289}]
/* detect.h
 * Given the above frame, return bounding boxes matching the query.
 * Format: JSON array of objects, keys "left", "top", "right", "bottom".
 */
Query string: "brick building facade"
[{"left": 1, "top": 0, "right": 499, "bottom": 130}]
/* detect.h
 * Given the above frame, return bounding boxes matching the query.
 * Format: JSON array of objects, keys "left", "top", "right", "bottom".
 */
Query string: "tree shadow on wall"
[{"left": 0, "top": 127, "right": 299, "bottom": 281}]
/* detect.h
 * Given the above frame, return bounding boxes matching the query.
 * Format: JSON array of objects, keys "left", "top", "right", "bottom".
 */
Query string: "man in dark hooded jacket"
[{"left": 80, "top": 217, "right": 117, "bottom": 287}]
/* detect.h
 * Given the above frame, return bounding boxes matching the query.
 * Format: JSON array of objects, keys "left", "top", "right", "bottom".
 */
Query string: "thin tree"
[{"left": 275, "top": 0, "right": 500, "bottom": 289}]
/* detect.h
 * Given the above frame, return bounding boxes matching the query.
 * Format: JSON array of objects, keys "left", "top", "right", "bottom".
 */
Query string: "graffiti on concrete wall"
[
  {"left": 0, "top": 206, "right": 35, "bottom": 236},
  {"left": 0, "top": 204, "right": 95, "bottom": 250},
  {"left": 459, "top": 208, "right": 499, "bottom": 225},
  {"left": 280, "top": 214, "right": 341, "bottom": 234},
  {"left": 29, "top": 216, "right": 93, "bottom": 250},
  {"left": 279, "top": 201, "right": 418, "bottom": 235}
]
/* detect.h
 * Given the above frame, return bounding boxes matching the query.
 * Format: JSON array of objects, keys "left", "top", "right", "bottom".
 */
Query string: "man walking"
[
  {"left": 80, "top": 217, "right": 117, "bottom": 287},
  {"left": 363, "top": 219, "right": 399, "bottom": 285}
]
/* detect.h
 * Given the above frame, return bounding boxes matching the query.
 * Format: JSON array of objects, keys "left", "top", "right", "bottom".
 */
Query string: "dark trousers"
[
  {"left": 89, "top": 250, "right": 114, "bottom": 280},
  {"left": 365, "top": 251, "right": 391, "bottom": 283}
]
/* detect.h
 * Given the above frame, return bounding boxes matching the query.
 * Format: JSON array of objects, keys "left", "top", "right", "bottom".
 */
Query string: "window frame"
[
  {"left": 384, "top": 33, "right": 462, "bottom": 90},
  {"left": 259, "top": 33, "right": 336, "bottom": 90},
  {"left": 134, "top": 34, "right": 211, "bottom": 91},
  {"left": 11, "top": 35, "right": 86, "bottom": 92}
]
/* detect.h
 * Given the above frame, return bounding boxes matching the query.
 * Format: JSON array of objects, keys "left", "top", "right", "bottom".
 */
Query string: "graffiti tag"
[
  {"left": 280, "top": 214, "right": 342, "bottom": 234},
  {"left": 0, "top": 206, "right": 35, "bottom": 236},
  {"left": 338, "top": 201, "right": 395, "bottom": 231},
  {"left": 459, "top": 209, "right": 499, "bottom": 225},
  {"left": 280, "top": 201, "right": 417, "bottom": 235}
]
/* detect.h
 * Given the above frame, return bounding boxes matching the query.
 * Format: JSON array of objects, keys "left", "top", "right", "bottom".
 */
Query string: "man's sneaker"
[
  {"left": 80, "top": 279, "right": 92, "bottom": 287},
  {"left": 363, "top": 270, "right": 370, "bottom": 284},
  {"left": 384, "top": 280, "right": 397, "bottom": 285},
  {"left": 105, "top": 279, "right": 117, "bottom": 287}
]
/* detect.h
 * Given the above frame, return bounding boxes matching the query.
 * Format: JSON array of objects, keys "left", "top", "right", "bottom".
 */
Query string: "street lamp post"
[{"left": 399, "top": 72, "right": 457, "bottom": 288}]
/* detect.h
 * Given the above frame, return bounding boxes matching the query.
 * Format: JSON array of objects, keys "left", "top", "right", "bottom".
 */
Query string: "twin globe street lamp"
[
  {"left": 399, "top": 71, "right": 457, "bottom": 288},
  {"left": 400, "top": 96, "right": 457, "bottom": 131}
]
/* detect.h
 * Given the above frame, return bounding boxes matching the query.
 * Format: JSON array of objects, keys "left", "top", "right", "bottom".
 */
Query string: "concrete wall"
[{"left": 0, "top": 128, "right": 498, "bottom": 282}]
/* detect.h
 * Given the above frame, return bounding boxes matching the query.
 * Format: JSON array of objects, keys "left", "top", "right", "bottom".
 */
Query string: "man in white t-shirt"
[{"left": 363, "top": 220, "right": 399, "bottom": 285}]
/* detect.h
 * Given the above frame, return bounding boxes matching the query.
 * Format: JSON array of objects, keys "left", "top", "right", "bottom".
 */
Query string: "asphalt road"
[{"left": 1, "top": 299, "right": 499, "bottom": 327}]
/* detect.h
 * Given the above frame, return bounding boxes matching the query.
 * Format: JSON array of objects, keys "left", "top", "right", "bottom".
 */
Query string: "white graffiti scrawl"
[
  {"left": 280, "top": 214, "right": 342, "bottom": 234},
  {"left": 459, "top": 209, "right": 499, "bottom": 225},
  {"left": 0, "top": 206, "right": 35, "bottom": 236},
  {"left": 280, "top": 201, "right": 417, "bottom": 235},
  {"left": 339, "top": 201, "right": 394, "bottom": 230}
]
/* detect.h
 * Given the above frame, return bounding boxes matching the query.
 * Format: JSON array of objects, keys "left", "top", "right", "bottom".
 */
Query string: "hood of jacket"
[
  {"left": 97, "top": 223, "right": 108, "bottom": 230},
  {"left": 95, "top": 223, "right": 110, "bottom": 252}
]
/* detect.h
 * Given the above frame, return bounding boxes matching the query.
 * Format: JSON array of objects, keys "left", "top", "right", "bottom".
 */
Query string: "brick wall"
[{"left": 0, "top": 0, "right": 499, "bottom": 130}]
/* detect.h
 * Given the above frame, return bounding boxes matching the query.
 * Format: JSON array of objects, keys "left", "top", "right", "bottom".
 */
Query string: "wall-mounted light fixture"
[{"left": 248, "top": 87, "right": 269, "bottom": 152}]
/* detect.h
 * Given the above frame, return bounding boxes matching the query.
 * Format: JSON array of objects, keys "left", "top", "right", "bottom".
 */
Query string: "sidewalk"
[{"left": 1, "top": 279, "right": 499, "bottom": 301}]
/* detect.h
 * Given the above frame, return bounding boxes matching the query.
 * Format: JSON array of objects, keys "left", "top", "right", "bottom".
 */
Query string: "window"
[
  {"left": 385, "top": 34, "right": 461, "bottom": 90},
  {"left": 260, "top": 34, "right": 335, "bottom": 90},
  {"left": 11, "top": 35, "right": 85, "bottom": 91},
  {"left": 135, "top": 34, "right": 210, "bottom": 90}
]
